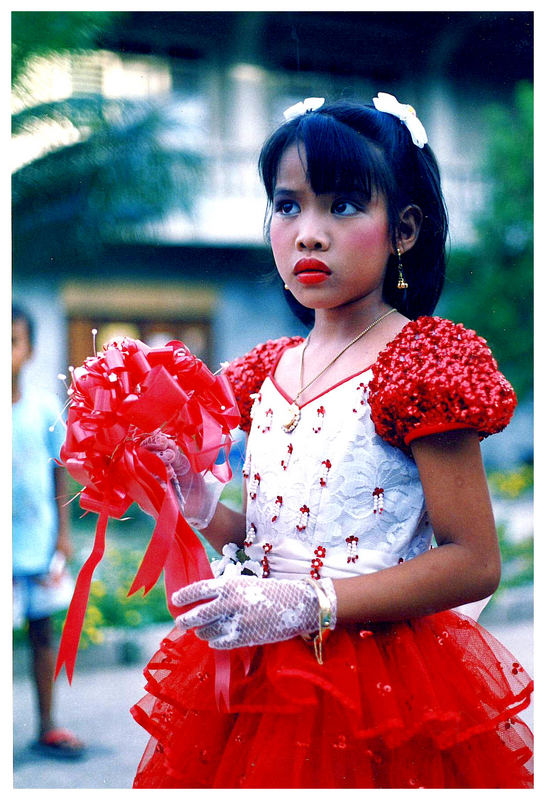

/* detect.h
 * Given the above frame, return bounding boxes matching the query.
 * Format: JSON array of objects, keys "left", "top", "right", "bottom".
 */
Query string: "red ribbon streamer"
[
  {"left": 55, "top": 337, "right": 240, "bottom": 685},
  {"left": 55, "top": 511, "right": 109, "bottom": 681}
]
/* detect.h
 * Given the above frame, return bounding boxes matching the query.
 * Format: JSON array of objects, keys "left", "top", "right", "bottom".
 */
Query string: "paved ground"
[
  {"left": 13, "top": 662, "right": 150, "bottom": 789},
  {"left": 12, "top": 618, "right": 534, "bottom": 790}
]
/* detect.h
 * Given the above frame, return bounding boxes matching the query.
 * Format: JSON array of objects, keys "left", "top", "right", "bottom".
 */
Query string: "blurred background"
[{"left": 12, "top": 10, "right": 533, "bottom": 787}]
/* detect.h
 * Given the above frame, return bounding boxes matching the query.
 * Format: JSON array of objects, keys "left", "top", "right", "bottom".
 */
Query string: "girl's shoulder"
[
  {"left": 223, "top": 336, "right": 304, "bottom": 432},
  {"left": 368, "top": 316, "right": 517, "bottom": 452}
]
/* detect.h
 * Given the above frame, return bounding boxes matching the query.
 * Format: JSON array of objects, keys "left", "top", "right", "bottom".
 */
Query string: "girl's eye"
[
  {"left": 274, "top": 199, "right": 300, "bottom": 216},
  {"left": 332, "top": 200, "right": 360, "bottom": 216}
]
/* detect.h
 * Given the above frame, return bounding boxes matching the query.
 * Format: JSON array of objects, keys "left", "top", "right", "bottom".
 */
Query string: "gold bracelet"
[{"left": 303, "top": 578, "right": 332, "bottom": 665}]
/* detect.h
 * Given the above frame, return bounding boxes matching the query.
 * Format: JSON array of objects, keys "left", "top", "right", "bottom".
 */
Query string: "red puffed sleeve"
[
  {"left": 368, "top": 316, "right": 517, "bottom": 452},
  {"left": 223, "top": 336, "right": 303, "bottom": 433}
]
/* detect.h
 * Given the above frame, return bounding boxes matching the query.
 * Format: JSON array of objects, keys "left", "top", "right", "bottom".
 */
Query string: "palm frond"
[{"left": 13, "top": 97, "right": 203, "bottom": 267}]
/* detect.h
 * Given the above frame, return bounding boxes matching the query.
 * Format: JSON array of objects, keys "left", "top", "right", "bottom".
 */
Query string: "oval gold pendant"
[{"left": 282, "top": 402, "right": 301, "bottom": 433}]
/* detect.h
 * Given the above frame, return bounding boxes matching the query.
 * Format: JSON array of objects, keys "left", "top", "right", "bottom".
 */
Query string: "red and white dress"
[{"left": 131, "top": 317, "right": 533, "bottom": 789}]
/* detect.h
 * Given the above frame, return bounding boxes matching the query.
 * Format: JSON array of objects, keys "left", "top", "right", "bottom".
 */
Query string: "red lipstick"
[{"left": 293, "top": 258, "right": 331, "bottom": 285}]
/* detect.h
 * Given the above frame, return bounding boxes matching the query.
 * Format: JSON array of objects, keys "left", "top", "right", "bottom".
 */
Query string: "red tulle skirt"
[{"left": 131, "top": 610, "right": 533, "bottom": 789}]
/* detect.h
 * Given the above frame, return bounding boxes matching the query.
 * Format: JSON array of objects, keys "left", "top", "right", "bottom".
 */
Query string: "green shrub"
[
  {"left": 488, "top": 464, "right": 533, "bottom": 499},
  {"left": 495, "top": 523, "right": 533, "bottom": 595}
]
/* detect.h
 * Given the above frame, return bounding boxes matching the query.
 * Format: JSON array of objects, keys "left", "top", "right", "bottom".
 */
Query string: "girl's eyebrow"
[
  {"left": 273, "top": 187, "right": 297, "bottom": 197},
  {"left": 275, "top": 183, "right": 366, "bottom": 195}
]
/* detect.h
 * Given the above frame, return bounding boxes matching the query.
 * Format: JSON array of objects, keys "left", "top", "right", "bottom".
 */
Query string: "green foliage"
[
  {"left": 12, "top": 11, "right": 124, "bottom": 89},
  {"left": 487, "top": 464, "right": 533, "bottom": 601},
  {"left": 11, "top": 11, "right": 202, "bottom": 273},
  {"left": 12, "top": 101, "right": 202, "bottom": 270},
  {"left": 488, "top": 463, "right": 533, "bottom": 500},
  {"left": 494, "top": 524, "right": 533, "bottom": 595},
  {"left": 218, "top": 480, "right": 244, "bottom": 513},
  {"left": 442, "top": 81, "right": 533, "bottom": 400}
]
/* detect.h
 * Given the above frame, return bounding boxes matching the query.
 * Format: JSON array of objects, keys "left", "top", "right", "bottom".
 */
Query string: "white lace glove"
[
  {"left": 141, "top": 432, "right": 223, "bottom": 529},
  {"left": 171, "top": 575, "right": 337, "bottom": 649}
]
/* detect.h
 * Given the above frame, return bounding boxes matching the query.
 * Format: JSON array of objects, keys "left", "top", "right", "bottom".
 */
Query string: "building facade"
[{"left": 12, "top": 11, "right": 532, "bottom": 464}]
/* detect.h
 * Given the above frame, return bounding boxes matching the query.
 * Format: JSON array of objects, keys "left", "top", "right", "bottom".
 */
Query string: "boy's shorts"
[{"left": 13, "top": 573, "right": 73, "bottom": 629}]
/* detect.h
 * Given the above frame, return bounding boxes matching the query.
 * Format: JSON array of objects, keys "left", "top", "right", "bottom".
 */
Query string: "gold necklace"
[{"left": 281, "top": 308, "right": 397, "bottom": 433}]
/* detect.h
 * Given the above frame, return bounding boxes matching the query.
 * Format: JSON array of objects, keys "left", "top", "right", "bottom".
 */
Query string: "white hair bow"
[
  {"left": 283, "top": 97, "right": 325, "bottom": 121},
  {"left": 372, "top": 92, "right": 428, "bottom": 148}
]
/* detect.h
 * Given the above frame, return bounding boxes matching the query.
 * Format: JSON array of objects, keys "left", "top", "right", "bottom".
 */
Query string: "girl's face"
[
  {"left": 12, "top": 318, "right": 32, "bottom": 380},
  {"left": 270, "top": 144, "right": 393, "bottom": 313}
]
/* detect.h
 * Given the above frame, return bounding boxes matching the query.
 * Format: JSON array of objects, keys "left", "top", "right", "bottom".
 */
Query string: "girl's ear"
[{"left": 395, "top": 205, "right": 423, "bottom": 253}]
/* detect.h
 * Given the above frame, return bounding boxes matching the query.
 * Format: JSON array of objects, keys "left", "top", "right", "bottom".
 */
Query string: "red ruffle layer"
[{"left": 131, "top": 610, "right": 533, "bottom": 789}]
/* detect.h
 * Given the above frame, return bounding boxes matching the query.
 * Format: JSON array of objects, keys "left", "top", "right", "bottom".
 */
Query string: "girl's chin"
[
  {"left": 291, "top": 290, "right": 385, "bottom": 315},
  {"left": 291, "top": 294, "right": 339, "bottom": 311}
]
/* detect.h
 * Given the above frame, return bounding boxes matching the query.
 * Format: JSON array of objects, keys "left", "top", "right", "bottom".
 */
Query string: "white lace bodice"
[{"left": 243, "top": 368, "right": 432, "bottom": 580}]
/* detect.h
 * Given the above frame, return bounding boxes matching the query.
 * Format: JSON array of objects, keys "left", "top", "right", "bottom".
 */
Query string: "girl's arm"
[
  {"left": 333, "top": 429, "right": 501, "bottom": 623},
  {"left": 199, "top": 501, "right": 246, "bottom": 553},
  {"left": 198, "top": 460, "right": 249, "bottom": 554}
]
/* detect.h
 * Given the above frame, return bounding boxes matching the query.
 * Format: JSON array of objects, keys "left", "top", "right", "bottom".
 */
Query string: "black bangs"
[
  {"left": 296, "top": 112, "right": 394, "bottom": 206},
  {"left": 260, "top": 110, "right": 394, "bottom": 209}
]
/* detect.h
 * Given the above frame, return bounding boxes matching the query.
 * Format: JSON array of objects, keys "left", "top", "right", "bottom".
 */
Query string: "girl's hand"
[
  {"left": 141, "top": 432, "right": 224, "bottom": 529},
  {"left": 172, "top": 576, "right": 337, "bottom": 649},
  {"left": 141, "top": 431, "right": 191, "bottom": 484}
]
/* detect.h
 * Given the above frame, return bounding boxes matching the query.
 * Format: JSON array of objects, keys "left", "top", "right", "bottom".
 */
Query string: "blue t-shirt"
[{"left": 12, "top": 389, "right": 66, "bottom": 576}]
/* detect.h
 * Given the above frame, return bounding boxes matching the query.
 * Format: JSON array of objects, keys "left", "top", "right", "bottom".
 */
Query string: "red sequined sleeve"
[
  {"left": 223, "top": 336, "right": 304, "bottom": 433},
  {"left": 368, "top": 316, "right": 517, "bottom": 452}
]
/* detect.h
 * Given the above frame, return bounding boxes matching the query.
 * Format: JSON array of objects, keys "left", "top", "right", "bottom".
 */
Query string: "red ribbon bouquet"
[{"left": 56, "top": 336, "right": 240, "bottom": 689}]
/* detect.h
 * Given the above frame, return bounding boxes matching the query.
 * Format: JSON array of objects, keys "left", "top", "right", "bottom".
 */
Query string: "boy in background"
[{"left": 12, "top": 303, "right": 85, "bottom": 758}]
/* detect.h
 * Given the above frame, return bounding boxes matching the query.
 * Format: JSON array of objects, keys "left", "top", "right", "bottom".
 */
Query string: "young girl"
[{"left": 130, "top": 94, "right": 533, "bottom": 789}]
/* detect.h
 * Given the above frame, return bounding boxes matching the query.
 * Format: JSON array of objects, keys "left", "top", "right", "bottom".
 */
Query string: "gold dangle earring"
[{"left": 396, "top": 246, "right": 408, "bottom": 290}]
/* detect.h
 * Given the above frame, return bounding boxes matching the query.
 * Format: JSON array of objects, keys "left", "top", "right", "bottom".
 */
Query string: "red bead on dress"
[
  {"left": 373, "top": 487, "right": 384, "bottom": 514},
  {"left": 353, "top": 381, "right": 368, "bottom": 413},
  {"left": 272, "top": 495, "right": 283, "bottom": 522},
  {"left": 319, "top": 459, "right": 332, "bottom": 487},
  {"left": 261, "top": 408, "right": 273, "bottom": 433},
  {"left": 313, "top": 406, "right": 325, "bottom": 433},
  {"left": 244, "top": 522, "right": 256, "bottom": 548},
  {"left": 249, "top": 472, "right": 261, "bottom": 500},
  {"left": 281, "top": 442, "right": 293, "bottom": 471},
  {"left": 346, "top": 535, "right": 359, "bottom": 563},
  {"left": 297, "top": 505, "right": 310, "bottom": 532},
  {"left": 261, "top": 543, "right": 272, "bottom": 577},
  {"left": 310, "top": 545, "right": 326, "bottom": 579}
]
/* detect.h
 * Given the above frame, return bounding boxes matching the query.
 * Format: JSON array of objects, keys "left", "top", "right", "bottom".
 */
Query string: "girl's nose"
[{"left": 295, "top": 218, "right": 330, "bottom": 251}]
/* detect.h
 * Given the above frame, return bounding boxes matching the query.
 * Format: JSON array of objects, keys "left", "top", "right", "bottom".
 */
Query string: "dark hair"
[
  {"left": 12, "top": 303, "right": 35, "bottom": 349},
  {"left": 258, "top": 100, "right": 448, "bottom": 324}
]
